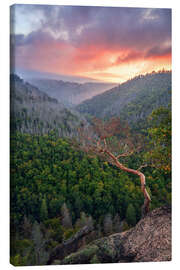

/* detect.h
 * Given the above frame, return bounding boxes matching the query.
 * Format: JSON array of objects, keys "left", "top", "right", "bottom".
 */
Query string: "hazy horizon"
[
  {"left": 12, "top": 68, "right": 115, "bottom": 84},
  {"left": 11, "top": 4, "right": 171, "bottom": 83}
]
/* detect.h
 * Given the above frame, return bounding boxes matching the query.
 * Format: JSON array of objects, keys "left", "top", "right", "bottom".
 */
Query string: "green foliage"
[
  {"left": 11, "top": 132, "right": 171, "bottom": 224},
  {"left": 10, "top": 127, "right": 171, "bottom": 265},
  {"left": 63, "top": 228, "right": 77, "bottom": 241},
  {"left": 10, "top": 133, "right": 135, "bottom": 226},
  {"left": 44, "top": 217, "right": 63, "bottom": 242},
  {"left": 103, "top": 213, "right": 113, "bottom": 235},
  {"left": 10, "top": 254, "right": 21, "bottom": 266},
  {"left": 122, "top": 221, "right": 131, "bottom": 232},
  {"left": 145, "top": 106, "right": 171, "bottom": 173},
  {"left": 10, "top": 238, "right": 33, "bottom": 266},
  {"left": 113, "top": 213, "right": 121, "bottom": 233},
  {"left": 77, "top": 71, "right": 171, "bottom": 128},
  {"left": 126, "top": 204, "right": 137, "bottom": 226},
  {"left": 10, "top": 71, "right": 171, "bottom": 266},
  {"left": 40, "top": 197, "right": 48, "bottom": 221},
  {"left": 31, "top": 221, "right": 49, "bottom": 265},
  {"left": 75, "top": 212, "right": 92, "bottom": 229}
]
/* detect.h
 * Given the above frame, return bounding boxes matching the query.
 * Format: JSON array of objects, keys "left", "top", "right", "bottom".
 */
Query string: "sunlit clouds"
[{"left": 11, "top": 5, "right": 171, "bottom": 83}]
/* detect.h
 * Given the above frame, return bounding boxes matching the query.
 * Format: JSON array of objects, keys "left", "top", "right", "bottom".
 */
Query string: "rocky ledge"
[{"left": 50, "top": 205, "right": 171, "bottom": 264}]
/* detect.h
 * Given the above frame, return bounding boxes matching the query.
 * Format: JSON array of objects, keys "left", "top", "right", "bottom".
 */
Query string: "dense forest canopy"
[
  {"left": 77, "top": 71, "right": 171, "bottom": 129},
  {"left": 10, "top": 71, "right": 171, "bottom": 266}
]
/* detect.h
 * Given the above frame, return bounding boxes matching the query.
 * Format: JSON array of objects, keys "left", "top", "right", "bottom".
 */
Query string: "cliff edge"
[{"left": 50, "top": 205, "right": 171, "bottom": 264}]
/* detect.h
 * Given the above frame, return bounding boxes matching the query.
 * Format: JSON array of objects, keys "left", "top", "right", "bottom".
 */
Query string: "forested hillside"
[
  {"left": 10, "top": 119, "right": 171, "bottom": 265},
  {"left": 9, "top": 2, "right": 172, "bottom": 266},
  {"left": 10, "top": 71, "right": 171, "bottom": 266},
  {"left": 29, "top": 78, "right": 116, "bottom": 107},
  {"left": 10, "top": 74, "right": 84, "bottom": 137},
  {"left": 77, "top": 71, "right": 171, "bottom": 128}
]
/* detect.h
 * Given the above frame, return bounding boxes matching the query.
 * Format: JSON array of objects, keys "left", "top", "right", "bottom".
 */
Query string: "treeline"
[
  {"left": 10, "top": 73, "right": 171, "bottom": 265},
  {"left": 10, "top": 74, "right": 84, "bottom": 137},
  {"left": 76, "top": 71, "right": 171, "bottom": 126},
  {"left": 10, "top": 106, "right": 171, "bottom": 265},
  {"left": 29, "top": 78, "right": 116, "bottom": 107}
]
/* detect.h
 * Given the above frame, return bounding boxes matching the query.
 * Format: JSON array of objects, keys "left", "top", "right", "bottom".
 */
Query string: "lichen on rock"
[{"left": 50, "top": 205, "right": 171, "bottom": 265}]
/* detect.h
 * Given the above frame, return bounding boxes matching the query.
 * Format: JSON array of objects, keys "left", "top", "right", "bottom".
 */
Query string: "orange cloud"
[
  {"left": 15, "top": 36, "right": 171, "bottom": 83},
  {"left": 12, "top": 6, "right": 171, "bottom": 83}
]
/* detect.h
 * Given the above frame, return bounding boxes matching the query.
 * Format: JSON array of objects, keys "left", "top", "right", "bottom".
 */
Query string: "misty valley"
[{"left": 10, "top": 70, "right": 171, "bottom": 265}]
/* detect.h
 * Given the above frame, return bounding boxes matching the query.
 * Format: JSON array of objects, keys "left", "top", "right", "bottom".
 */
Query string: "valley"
[
  {"left": 10, "top": 70, "right": 171, "bottom": 266},
  {"left": 29, "top": 78, "right": 116, "bottom": 107}
]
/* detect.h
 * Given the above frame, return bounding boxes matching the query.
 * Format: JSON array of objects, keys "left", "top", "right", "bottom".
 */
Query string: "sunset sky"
[{"left": 10, "top": 4, "right": 171, "bottom": 83}]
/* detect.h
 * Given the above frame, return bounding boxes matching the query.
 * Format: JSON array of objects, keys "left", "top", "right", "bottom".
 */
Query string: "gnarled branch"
[{"left": 77, "top": 117, "right": 151, "bottom": 216}]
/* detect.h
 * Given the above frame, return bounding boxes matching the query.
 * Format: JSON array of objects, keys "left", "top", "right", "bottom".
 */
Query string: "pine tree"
[
  {"left": 75, "top": 212, "right": 94, "bottom": 230},
  {"left": 75, "top": 212, "right": 87, "bottom": 229},
  {"left": 113, "top": 213, "right": 121, "bottom": 233},
  {"left": 40, "top": 197, "right": 48, "bottom": 222},
  {"left": 103, "top": 213, "right": 113, "bottom": 235},
  {"left": 126, "top": 204, "right": 136, "bottom": 226},
  {"left": 31, "top": 221, "right": 49, "bottom": 265},
  {"left": 21, "top": 216, "right": 32, "bottom": 238},
  {"left": 61, "top": 203, "right": 72, "bottom": 229}
]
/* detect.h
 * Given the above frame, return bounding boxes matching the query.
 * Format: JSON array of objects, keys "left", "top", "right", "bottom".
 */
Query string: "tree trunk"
[
  {"left": 47, "top": 225, "right": 93, "bottom": 264},
  {"left": 105, "top": 150, "right": 151, "bottom": 217}
]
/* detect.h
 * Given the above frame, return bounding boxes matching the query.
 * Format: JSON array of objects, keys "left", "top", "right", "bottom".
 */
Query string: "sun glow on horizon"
[
  {"left": 76, "top": 57, "right": 172, "bottom": 83},
  {"left": 11, "top": 5, "right": 171, "bottom": 84}
]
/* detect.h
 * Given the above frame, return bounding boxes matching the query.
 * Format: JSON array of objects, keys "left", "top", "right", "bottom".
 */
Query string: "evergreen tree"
[
  {"left": 75, "top": 212, "right": 94, "bottom": 230},
  {"left": 21, "top": 216, "right": 32, "bottom": 238},
  {"left": 40, "top": 197, "right": 48, "bottom": 222},
  {"left": 75, "top": 212, "right": 88, "bottom": 229},
  {"left": 31, "top": 221, "right": 49, "bottom": 265},
  {"left": 61, "top": 203, "right": 72, "bottom": 229},
  {"left": 126, "top": 204, "right": 136, "bottom": 227},
  {"left": 103, "top": 213, "right": 113, "bottom": 235},
  {"left": 113, "top": 213, "right": 121, "bottom": 233}
]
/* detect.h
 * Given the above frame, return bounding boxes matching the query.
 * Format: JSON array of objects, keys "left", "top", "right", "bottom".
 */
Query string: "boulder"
[{"left": 50, "top": 205, "right": 171, "bottom": 264}]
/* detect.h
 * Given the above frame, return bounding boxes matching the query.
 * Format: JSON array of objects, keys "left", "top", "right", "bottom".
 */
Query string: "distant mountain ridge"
[
  {"left": 28, "top": 78, "right": 117, "bottom": 107},
  {"left": 76, "top": 71, "right": 171, "bottom": 127},
  {"left": 10, "top": 74, "right": 84, "bottom": 136},
  {"left": 10, "top": 71, "right": 172, "bottom": 136},
  {"left": 14, "top": 68, "right": 103, "bottom": 83}
]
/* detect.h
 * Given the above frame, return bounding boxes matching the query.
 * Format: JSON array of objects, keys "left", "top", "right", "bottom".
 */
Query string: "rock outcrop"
[
  {"left": 50, "top": 205, "right": 171, "bottom": 264},
  {"left": 47, "top": 225, "right": 93, "bottom": 264}
]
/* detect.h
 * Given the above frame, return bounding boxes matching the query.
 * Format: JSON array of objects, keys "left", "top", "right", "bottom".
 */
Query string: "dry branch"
[{"left": 77, "top": 117, "right": 151, "bottom": 216}]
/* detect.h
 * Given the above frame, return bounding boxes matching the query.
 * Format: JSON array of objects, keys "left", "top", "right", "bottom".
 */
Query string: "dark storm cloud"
[
  {"left": 11, "top": 5, "right": 171, "bottom": 82},
  {"left": 10, "top": 31, "right": 54, "bottom": 48},
  {"left": 13, "top": 5, "right": 171, "bottom": 52},
  {"left": 75, "top": 7, "right": 171, "bottom": 51},
  {"left": 146, "top": 45, "right": 171, "bottom": 58}
]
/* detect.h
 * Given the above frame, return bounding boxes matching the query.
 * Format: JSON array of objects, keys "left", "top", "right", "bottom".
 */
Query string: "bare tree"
[
  {"left": 77, "top": 118, "right": 151, "bottom": 216},
  {"left": 61, "top": 203, "right": 73, "bottom": 229},
  {"left": 103, "top": 213, "right": 113, "bottom": 235}
]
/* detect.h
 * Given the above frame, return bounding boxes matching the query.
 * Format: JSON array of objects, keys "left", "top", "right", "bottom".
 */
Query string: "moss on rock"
[{"left": 60, "top": 244, "right": 99, "bottom": 264}]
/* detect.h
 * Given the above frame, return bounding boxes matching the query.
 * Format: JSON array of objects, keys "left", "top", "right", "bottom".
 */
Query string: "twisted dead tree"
[{"left": 77, "top": 118, "right": 151, "bottom": 217}]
